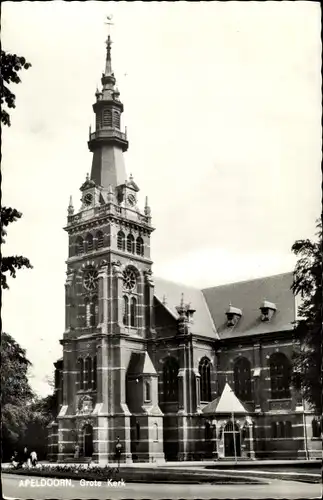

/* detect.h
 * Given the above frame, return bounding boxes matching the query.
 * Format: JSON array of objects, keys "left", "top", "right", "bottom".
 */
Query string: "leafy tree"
[
  {"left": 1, "top": 332, "right": 34, "bottom": 459},
  {"left": 1, "top": 50, "right": 31, "bottom": 127},
  {"left": 1, "top": 207, "right": 33, "bottom": 289},
  {"left": 1, "top": 50, "right": 33, "bottom": 289},
  {"left": 291, "top": 220, "right": 322, "bottom": 415}
]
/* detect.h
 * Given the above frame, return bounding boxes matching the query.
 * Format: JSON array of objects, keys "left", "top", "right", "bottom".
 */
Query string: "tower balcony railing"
[
  {"left": 67, "top": 203, "right": 150, "bottom": 226},
  {"left": 89, "top": 128, "right": 127, "bottom": 142}
]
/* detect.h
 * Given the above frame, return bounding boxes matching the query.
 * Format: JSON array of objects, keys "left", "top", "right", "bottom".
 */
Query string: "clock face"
[
  {"left": 83, "top": 269, "right": 98, "bottom": 291},
  {"left": 84, "top": 193, "right": 93, "bottom": 206},
  {"left": 127, "top": 194, "right": 136, "bottom": 206}
]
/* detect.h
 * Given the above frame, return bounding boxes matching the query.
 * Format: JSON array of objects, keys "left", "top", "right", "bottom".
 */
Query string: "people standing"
[
  {"left": 30, "top": 450, "right": 37, "bottom": 467},
  {"left": 23, "top": 447, "right": 29, "bottom": 467}
]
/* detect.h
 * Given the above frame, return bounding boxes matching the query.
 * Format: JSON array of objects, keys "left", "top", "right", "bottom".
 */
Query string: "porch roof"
[{"left": 202, "top": 382, "right": 248, "bottom": 415}]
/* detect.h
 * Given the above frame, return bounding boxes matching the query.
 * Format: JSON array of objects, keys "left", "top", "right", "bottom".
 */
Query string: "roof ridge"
[
  {"left": 154, "top": 275, "right": 200, "bottom": 291},
  {"left": 202, "top": 271, "right": 293, "bottom": 292}
]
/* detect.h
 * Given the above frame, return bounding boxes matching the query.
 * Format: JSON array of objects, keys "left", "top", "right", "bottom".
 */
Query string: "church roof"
[
  {"left": 127, "top": 351, "right": 157, "bottom": 376},
  {"left": 154, "top": 277, "right": 218, "bottom": 339},
  {"left": 202, "top": 272, "right": 295, "bottom": 339},
  {"left": 202, "top": 382, "right": 248, "bottom": 414}
]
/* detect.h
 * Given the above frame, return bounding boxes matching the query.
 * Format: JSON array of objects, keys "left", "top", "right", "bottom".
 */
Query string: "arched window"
[
  {"left": 123, "top": 296, "right": 129, "bottom": 326},
  {"left": 85, "top": 357, "right": 92, "bottom": 391},
  {"left": 113, "top": 110, "right": 120, "bottom": 129},
  {"left": 205, "top": 421, "right": 212, "bottom": 441},
  {"left": 224, "top": 420, "right": 239, "bottom": 432},
  {"left": 136, "top": 421, "right": 140, "bottom": 441},
  {"left": 96, "top": 231, "right": 104, "bottom": 249},
  {"left": 163, "top": 357, "right": 179, "bottom": 402},
  {"left": 312, "top": 418, "right": 321, "bottom": 438},
  {"left": 92, "top": 356, "right": 97, "bottom": 391},
  {"left": 76, "top": 236, "right": 84, "bottom": 256},
  {"left": 90, "top": 296, "right": 98, "bottom": 327},
  {"left": 269, "top": 353, "right": 291, "bottom": 399},
  {"left": 153, "top": 423, "right": 159, "bottom": 442},
  {"left": 130, "top": 297, "right": 137, "bottom": 327},
  {"left": 136, "top": 237, "right": 144, "bottom": 256},
  {"left": 102, "top": 108, "right": 112, "bottom": 127},
  {"left": 127, "top": 234, "right": 135, "bottom": 253},
  {"left": 78, "top": 358, "right": 84, "bottom": 390},
  {"left": 145, "top": 381, "right": 151, "bottom": 402},
  {"left": 271, "top": 422, "right": 277, "bottom": 438},
  {"left": 199, "top": 357, "right": 211, "bottom": 402},
  {"left": 117, "top": 231, "right": 125, "bottom": 251},
  {"left": 234, "top": 357, "right": 252, "bottom": 401},
  {"left": 285, "top": 421, "right": 292, "bottom": 438},
  {"left": 278, "top": 421, "right": 285, "bottom": 438},
  {"left": 86, "top": 233, "right": 93, "bottom": 252}
]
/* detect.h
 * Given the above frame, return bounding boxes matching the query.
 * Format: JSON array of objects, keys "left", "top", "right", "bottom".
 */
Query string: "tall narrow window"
[
  {"left": 85, "top": 357, "right": 92, "bottom": 391},
  {"left": 234, "top": 357, "right": 252, "bottom": 401},
  {"left": 78, "top": 358, "right": 84, "bottom": 390},
  {"left": 278, "top": 421, "right": 285, "bottom": 438},
  {"left": 117, "top": 231, "right": 125, "bottom": 251},
  {"left": 130, "top": 297, "right": 137, "bottom": 327},
  {"left": 76, "top": 237, "right": 84, "bottom": 256},
  {"left": 123, "top": 296, "right": 129, "bottom": 326},
  {"left": 85, "top": 298, "right": 91, "bottom": 327},
  {"left": 285, "top": 421, "right": 292, "bottom": 438},
  {"left": 92, "top": 356, "right": 97, "bottom": 391},
  {"left": 136, "top": 421, "right": 140, "bottom": 441},
  {"left": 127, "top": 234, "right": 135, "bottom": 253},
  {"left": 199, "top": 357, "right": 211, "bottom": 402},
  {"left": 145, "top": 381, "right": 151, "bottom": 402},
  {"left": 163, "top": 357, "right": 179, "bottom": 402},
  {"left": 153, "top": 423, "right": 158, "bottom": 442},
  {"left": 271, "top": 422, "right": 277, "bottom": 438},
  {"left": 269, "top": 353, "right": 291, "bottom": 399},
  {"left": 312, "top": 418, "right": 321, "bottom": 438},
  {"left": 136, "top": 237, "right": 144, "bottom": 256},
  {"left": 102, "top": 108, "right": 112, "bottom": 127},
  {"left": 96, "top": 231, "right": 104, "bottom": 249},
  {"left": 90, "top": 296, "right": 98, "bottom": 327},
  {"left": 86, "top": 233, "right": 94, "bottom": 252},
  {"left": 113, "top": 110, "right": 120, "bottom": 129}
]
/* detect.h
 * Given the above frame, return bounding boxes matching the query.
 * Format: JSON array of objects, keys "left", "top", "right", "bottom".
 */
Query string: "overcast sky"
[{"left": 2, "top": 1, "right": 321, "bottom": 396}]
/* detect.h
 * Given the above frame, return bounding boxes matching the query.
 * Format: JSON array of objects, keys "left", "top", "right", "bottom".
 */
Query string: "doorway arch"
[
  {"left": 223, "top": 420, "right": 241, "bottom": 458},
  {"left": 83, "top": 424, "right": 93, "bottom": 458}
]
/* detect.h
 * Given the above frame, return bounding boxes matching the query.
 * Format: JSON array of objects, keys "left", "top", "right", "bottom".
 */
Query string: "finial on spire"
[
  {"left": 104, "top": 15, "right": 114, "bottom": 77},
  {"left": 144, "top": 196, "right": 151, "bottom": 216},
  {"left": 180, "top": 293, "right": 185, "bottom": 308},
  {"left": 86, "top": 172, "right": 90, "bottom": 181},
  {"left": 68, "top": 195, "right": 74, "bottom": 216}
]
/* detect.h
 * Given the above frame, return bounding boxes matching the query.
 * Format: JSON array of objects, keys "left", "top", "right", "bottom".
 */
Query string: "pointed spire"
[
  {"left": 144, "top": 196, "right": 151, "bottom": 216},
  {"left": 105, "top": 35, "right": 113, "bottom": 76},
  {"left": 68, "top": 195, "right": 74, "bottom": 216}
]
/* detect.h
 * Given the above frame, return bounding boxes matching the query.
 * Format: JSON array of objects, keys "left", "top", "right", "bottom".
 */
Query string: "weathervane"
[{"left": 105, "top": 14, "right": 114, "bottom": 39}]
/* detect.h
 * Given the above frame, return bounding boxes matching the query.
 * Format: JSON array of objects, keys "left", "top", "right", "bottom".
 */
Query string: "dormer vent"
[
  {"left": 225, "top": 304, "right": 242, "bottom": 327},
  {"left": 260, "top": 300, "right": 276, "bottom": 321}
]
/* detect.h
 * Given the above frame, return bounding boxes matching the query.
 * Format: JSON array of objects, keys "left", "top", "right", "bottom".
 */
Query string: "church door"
[
  {"left": 83, "top": 424, "right": 93, "bottom": 458},
  {"left": 223, "top": 421, "right": 241, "bottom": 458}
]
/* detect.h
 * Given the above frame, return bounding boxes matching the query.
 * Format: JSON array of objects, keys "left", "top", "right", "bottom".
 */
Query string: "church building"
[{"left": 48, "top": 34, "right": 321, "bottom": 464}]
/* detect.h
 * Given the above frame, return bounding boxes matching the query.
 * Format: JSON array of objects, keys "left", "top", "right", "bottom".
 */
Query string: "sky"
[{"left": 2, "top": 1, "right": 321, "bottom": 396}]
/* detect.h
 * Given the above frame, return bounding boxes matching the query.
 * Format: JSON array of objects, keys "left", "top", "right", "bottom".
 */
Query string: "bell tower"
[{"left": 55, "top": 25, "right": 164, "bottom": 466}]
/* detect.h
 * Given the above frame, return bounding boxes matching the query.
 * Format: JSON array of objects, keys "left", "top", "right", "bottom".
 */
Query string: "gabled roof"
[
  {"left": 154, "top": 277, "right": 218, "bottom": 339},
  {"left": 202, "top": 272, "right": 295, "bottom": 339},
  {"left": 127, "top": 351, "right": 156, "bottom": 376},
  {"left": 202, "top": 383, "right": 248, "bottom": 414}
]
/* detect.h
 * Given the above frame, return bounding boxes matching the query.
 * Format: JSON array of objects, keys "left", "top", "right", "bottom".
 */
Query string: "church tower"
[{"left": 52, "top": 30, "right": 164, "bottom": 465}]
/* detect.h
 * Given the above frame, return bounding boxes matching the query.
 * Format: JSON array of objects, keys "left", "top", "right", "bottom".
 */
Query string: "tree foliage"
[
  {"left": 1, "top": 207, "right": 33, "bottom": 289},
  {"left": 1, "top": 50, "right": 31, "bottom": 127},
  {"left": 291, "top": 220, "right": 322, "bottom": 415},
  {"left": 1, "top": 50, "right": 33, "bottom": 289},
  {"left": 1, "top": 332, "right": 34, "bottom": 458}
]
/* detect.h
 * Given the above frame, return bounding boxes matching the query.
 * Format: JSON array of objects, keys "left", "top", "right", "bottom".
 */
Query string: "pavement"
[{"left": 2, "top": 473, "right": 322, "bottom": 500}]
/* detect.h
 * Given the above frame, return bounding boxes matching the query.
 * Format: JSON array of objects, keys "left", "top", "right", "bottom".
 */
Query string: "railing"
[
  {"left": 89, "top": 128, "right": 127, "bottom": 142},
  {"left": 67, "top": 204, "right": 149, "bottom": 226}
]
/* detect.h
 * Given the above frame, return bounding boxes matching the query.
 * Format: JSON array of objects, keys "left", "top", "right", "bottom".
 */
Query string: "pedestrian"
[
  {"left": 30, "top": 450, "right": 37, "bottom": 467},
  {"left": 11, "top": 451, "right": 19, "bottom": 468},
  {"left": 74, "top": 444, "right": 80, "bottom": 459},
  {"left": 23, "top": 447, "right": 29, "bottom": 467},
  {"left": 115, "top": 437, "right": 122, "bottom": 469}
]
